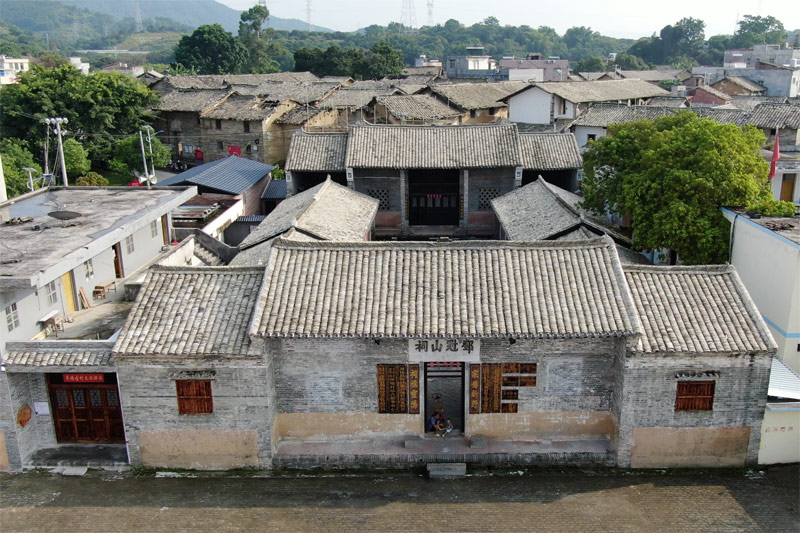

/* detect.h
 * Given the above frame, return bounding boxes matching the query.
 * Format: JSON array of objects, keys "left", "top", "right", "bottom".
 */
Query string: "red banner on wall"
[
  {"left": 227, "top": 145, "right": 242, "bottom": 157},
  {"left": 63, "top": 373, "right": 105, "bottom": 383}
]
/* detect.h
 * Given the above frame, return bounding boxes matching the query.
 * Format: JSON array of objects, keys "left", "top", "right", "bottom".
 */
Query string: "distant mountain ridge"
[{"left": 55, "top": 0, "right": 333, "bottom": 33}]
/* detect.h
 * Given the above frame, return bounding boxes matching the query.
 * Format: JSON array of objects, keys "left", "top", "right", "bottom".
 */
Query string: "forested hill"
[{"left": 56, "top": 0, "right": 333, "bottom": 33}]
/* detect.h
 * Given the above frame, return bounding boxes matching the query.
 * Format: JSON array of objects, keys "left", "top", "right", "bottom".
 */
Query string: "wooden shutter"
[
  {"left": 675, "top": 381, "right": 715, "bottom": 411},
  {"left": 480, "top": 363, "right": 502, "bottom": 413},
  {"left": 176, "top": 380, "right": 213, "bottom": 414},
  {"left": 377, "top": 365, "right": 408, "bottom": 414}
]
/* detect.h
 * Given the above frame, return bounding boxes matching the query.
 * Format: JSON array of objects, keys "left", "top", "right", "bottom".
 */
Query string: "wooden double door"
[{"left": 48, "top": 374, "right": 125, "bottom": 444}]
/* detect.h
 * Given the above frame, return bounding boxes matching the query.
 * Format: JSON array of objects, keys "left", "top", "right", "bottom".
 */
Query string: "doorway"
[
  {"left": 48, "top": 373, "right": 125, "bottom": 444},
  {"left": 425, "top": 362, "right": 465, "bottom": 432},
  {"left": 408, "top": 169, "right": 460, "bottom": 226},
  {"left": 112, "top": 243, "right": 124, "bottom": 278}
]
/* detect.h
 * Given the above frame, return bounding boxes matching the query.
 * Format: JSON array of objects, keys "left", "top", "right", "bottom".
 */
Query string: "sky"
[{"left": 218, "top": 0, "right": 799, "bottom": 40}]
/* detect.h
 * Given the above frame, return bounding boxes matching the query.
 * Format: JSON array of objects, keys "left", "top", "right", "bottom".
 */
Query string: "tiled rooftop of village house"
[{"left": 252, "top": 238, "right": 639, "bottom": 340}]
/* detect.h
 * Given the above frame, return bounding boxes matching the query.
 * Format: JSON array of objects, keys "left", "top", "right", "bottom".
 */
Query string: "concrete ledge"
[
  {"left": 428, "top": 462, "right": 467, "bottom": 478},
  {"left": 405, "top": 439, "right": 424, "bottom": 449}
]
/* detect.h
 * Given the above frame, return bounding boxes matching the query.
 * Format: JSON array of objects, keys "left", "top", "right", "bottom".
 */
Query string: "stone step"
[{"left": 427, "top": 462, "right": 467, "bottom": 479}]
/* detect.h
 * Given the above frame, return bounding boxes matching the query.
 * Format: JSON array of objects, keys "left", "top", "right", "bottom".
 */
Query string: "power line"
[
  {"left": 401, "top": 0, "right": 417, "bottom": 33},
  {"left": 306, "top": 0, "right": 312, "bottom": 32}
]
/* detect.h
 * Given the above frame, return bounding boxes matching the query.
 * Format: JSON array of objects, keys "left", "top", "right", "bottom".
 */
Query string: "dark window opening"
[
  {"left": 215, "top": 119, "right": 222, "bottom": 130},
  {"left": 244, "top": 122, "right": 250, "bottom": 133}
]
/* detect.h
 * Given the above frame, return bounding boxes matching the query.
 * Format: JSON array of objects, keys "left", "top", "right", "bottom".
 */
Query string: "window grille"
[
  {"left": 46, "top": 281, "right": 58, "bottom": 305},
  {"left": 367, "top": 188, "right": 390, "bottom": 210},
  {"left": 478, "top": 188, "right": 501, "bottom": 210},
  {"left": 5, "top": 303, "right": 19, "bottom": 331},
  {"left": 150, "top": 220, "right": 159, "bottom": 238},
  {"left": 84, "top": 259, "right": 94, "bottom": 280},
  {"left": 125, "top": 235, "right": 135, "bottom": 254},
  {"left": 675, "top": 380, "right": 715, "bottom": 411},
  {"left": 176, "top": 380, "right": 213, "bottom": 414}
]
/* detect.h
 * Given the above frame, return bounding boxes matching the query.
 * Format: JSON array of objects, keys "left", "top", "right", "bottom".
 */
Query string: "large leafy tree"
[
  {"left": 0, "top": 64, "right": 158, "bottom": 164},
  {"left": 575, "top": 56, "right": 606, "bottom": 72},
  {"left": 62, "top": 138, "right": 91, "bottom": 178},
  {"left": 581, "top": 112, "right": 774, "bottom": 264},
  {"left": 294, "top": 41, "right": 403, "bottom": 80},
  {"left": 174, "top": 24, "right": 249, "bottom": 75},
  {"left": 730, "top": 15, "right": 787, "bottom": 48},
  {"left": 238, "top": 5, "right": 280, "bottom": 73},
  {"left": 111, "top": 134, "right": 171, "bottom": 176},
  {"left": 0, "top": 138, "right": 42, "bottom": 198}
]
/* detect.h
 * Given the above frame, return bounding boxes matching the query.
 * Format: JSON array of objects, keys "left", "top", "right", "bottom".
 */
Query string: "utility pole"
[
  {"left": 43, "top": 123, "right": 50, "bottom": 175},
  {"left": 138, "top": 130, "right": 151, "bottom": 189},
  {"left": 306, "top": 0, "right": 312, "bottom": 32},
  {"left": 427, "top": 0, "right": 434, "bottom": 27},
  {"left": 45, "top": 118, "right": 68, "bottom": 187}
]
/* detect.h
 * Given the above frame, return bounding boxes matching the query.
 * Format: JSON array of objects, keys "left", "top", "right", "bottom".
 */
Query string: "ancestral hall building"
[
  {"left": 284, "top": 123, "right": 582, "bottom": 238},
  {"left": 0, "top": 238, "right": 770, "bottom": 471}
]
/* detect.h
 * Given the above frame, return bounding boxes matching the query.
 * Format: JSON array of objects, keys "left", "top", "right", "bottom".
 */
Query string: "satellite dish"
[{"left": 47, "top": 210, "right": 82, "bottom": 221}]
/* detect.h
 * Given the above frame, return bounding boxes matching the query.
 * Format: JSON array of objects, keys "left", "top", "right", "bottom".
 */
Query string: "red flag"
[{"left": 769, "top": 130, "right": 780, "bottom": 180}]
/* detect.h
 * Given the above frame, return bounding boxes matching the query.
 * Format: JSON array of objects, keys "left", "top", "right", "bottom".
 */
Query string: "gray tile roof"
[
  {"left": 730, "top": 95, "right": 788, "bottom": 111},
  {"left": 624, "top": 265, "right": 777, "bottom": 355},
  {"left": 157, "top": 156, "right": 274, "bottom": 195},
  {"left": 285, "top": 132, "right": 348, "bottom": 172},
  {"left": 492, "top": 179, "right": 581, "bottom": 240},
  {"left": 276, "top": 106, "right": 326, "bottom": 125},
  {"left": 156, "top": 89, "right": 228, "bottom": 112},
  {"left": 645, "top": 96, "right": 689, "bottom": 107},
  {"left": 519, "top": 133, "right": 582, "bottom": 170},
  {"left": 512, "top": 79, "right": 669, "bottom": 104},
  {"left": 161, "top": 73, "right": 320, "bottom": 91},
  {"left": 345, "top": 123, "right": 521, "bottom": 169},
  {"left": 571, "top": 104, "right": 678, "bottom": 127},
  {"left": 318, "top": 88, "right": 390, "bottom": 109},
  {"left": 246, "top": 81, "right": 340, "bottom": 105},
  {"left": 200, "top": 93, "right": 277, "bottom": 121},
  {"left": 377, "top": 94, "right": 463, "bottom": 120},
  {"left": 429, "top": 81, "right": 526, "bottom": 110},
  {"left": 748, "top": 103, "right": 800, "bottom": 129},
  {"left": 716, "top": 76, "right": 766, "bottom": 93},
  {"left": 691, "top": 107, "right": 747, "bottom": 125},
  {"left": 236, "top": 180, "right": 378, "bottom": 265},
  {"left": 113, "top": 266, "right": 264, "bottom": 357},
  {"left": 262, "top": 178, "right": 287, "bottom": 200},
  {"left": 252, "top": 239, "right": 638, "bottom": 339},
  {"left": 3, "top": 341, "right": 114, "bottom": 368}
]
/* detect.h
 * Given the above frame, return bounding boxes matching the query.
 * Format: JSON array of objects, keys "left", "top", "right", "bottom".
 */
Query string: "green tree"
[
  {"left": 239, "top": 5, "right": 280, "bottom": 73},
  {"left": 358, "top": 42, "right": 404, "bottom": 79},
  {"left": 174, "top": 24, "right": 249, "bottom": 74},
  {"left": 62, "top": 138, "right": 90, "bottom": 178},
  {"left": 76, "top": 171, "right": 109, "bottom": 186},
  {"left": 575, "top": 56, "right": 606, "bottom": 72},
  {"left": 110, "top": 134, "right": 171, "bottom": 176},
  {"left": 0, "top": 138, "right": 42, "bottom": 198},
  {"left": 731, "top": 15, "right": 786, "bottom": 48},
  {"left": 0, "top": 65, "right": 159, "bottom": 164},
  {"left": 612, "top": 53, "right": 648, "bottom": 70},
  {"left": 581, "top": 112, "right": 772, "bottom": 264}
]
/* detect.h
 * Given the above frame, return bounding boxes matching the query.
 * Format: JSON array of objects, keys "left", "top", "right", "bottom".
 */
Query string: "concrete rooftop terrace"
[{"left": 0, "top": 186, "right": 196, "bottom": 289}]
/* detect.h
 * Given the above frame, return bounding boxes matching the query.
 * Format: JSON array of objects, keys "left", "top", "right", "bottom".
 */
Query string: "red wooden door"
[{"left": 49, "top": 378, "right": 125, "bottom": 444}]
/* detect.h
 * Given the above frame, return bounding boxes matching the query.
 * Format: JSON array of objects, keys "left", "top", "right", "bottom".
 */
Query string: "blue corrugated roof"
[
  {"left": 158, "top": 156, "right": 275, "bottom": 195},
  {"left": 262, "top": 178, "right": 287, "bottom": 200},
  {"left": 236, "top": 215, "right": 267, "bottom": 223}
]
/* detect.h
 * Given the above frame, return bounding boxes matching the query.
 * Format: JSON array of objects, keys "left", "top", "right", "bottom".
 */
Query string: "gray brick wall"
[
  {"left": 615, "top": 353, "right": 772, "bottom": 466},
  {"left": 116, "top": 357, "right": 275, "bottom": 467}
]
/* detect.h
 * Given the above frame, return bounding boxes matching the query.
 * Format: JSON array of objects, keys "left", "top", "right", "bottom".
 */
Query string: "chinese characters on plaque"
[{"left": 408, "top": 339, "right": 480, "bottom": 360}]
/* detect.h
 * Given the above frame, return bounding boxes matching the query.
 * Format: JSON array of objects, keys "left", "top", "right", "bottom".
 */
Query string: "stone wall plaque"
[{"left": 307, "top": 373, "right": 344, "bottom": 406}]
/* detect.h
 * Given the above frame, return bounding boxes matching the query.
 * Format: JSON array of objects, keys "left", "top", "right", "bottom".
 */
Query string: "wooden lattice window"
[
  {"left": 478, "top": 188, "right": 501, "bottom": 210},
  {"left": 377, "top": 364, "right": 408, "bottom": 414},
  {"left": 675, "top": 380, "right": 715, "bottom": 411},
  {"left": 480, "top": 363, "right": 503, "bottom": 413},
  {"left": 176, "top": 380, "right": 213, "bottom": 415},
  {"left": 367, "top": 188, "right": 390, "bottom": 210}
]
